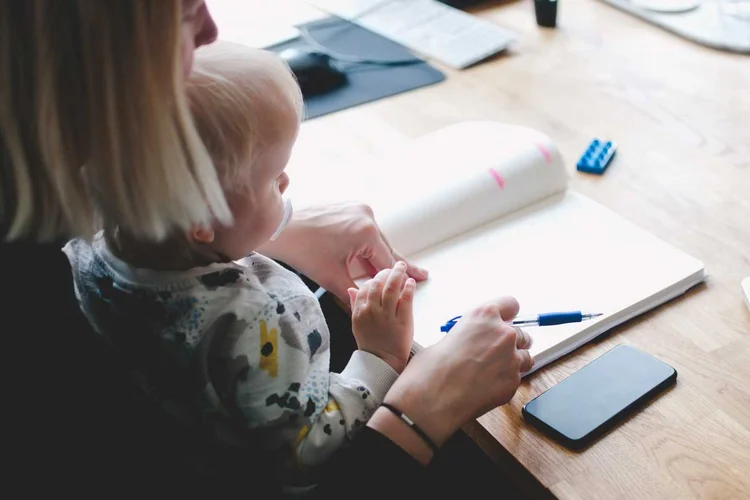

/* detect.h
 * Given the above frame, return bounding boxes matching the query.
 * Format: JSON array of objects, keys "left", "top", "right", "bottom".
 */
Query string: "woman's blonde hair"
[
  {"left": 0, "top": 0, "right": 232, "bottom": 242},
  {"left": 186, "top": 42, "right": 304, "bottom": 193}
]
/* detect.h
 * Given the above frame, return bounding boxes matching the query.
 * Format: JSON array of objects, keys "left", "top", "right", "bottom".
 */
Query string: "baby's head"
[{"left": 186, "top": 42, "right": 304, "bottom": 260}]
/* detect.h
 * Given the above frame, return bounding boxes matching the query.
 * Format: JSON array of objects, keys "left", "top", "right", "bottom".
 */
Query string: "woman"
[{"left": 1, "top": 1, "right": 533, "bottom": 497}]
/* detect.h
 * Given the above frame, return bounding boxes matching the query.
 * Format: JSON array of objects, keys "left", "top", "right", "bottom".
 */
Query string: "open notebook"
[{"left": 287, "top": 121, "right": 706, "bottom": 374}]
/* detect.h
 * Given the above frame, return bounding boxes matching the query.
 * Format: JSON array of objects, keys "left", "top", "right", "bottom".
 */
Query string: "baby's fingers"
[
  {"left": 382, "top": 262, "right": 407, "bottom": 311},
  {"left": 397, "top": 278, "right": 416, "bottom": 318},
  {"left": 367, "top": 270, "right": 388, "bottom": 306},
  {"left": 351, "top": 283, "right": 370, "bottom": 317},
  {"left": 347, "top": 287, "right": 359, "bottom": 311}
]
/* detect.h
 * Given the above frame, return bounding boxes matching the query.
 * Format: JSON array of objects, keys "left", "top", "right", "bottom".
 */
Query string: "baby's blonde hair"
[{"left": 186, "top": 43, "right": 304, "bottom": 193}]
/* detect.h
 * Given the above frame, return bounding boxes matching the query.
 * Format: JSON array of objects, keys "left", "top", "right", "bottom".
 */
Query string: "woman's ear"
[{"left": 189, "top": 226, "right": 215, "bottom": 244}]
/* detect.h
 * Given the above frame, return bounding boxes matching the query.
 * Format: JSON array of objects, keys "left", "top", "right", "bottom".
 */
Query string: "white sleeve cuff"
[{"left": 339, "top": 350, "right": 399, "bottom": 402}]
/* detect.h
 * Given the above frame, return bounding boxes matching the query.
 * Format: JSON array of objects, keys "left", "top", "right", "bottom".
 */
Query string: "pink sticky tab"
[
  {"left": 535, "top": 142, "right": 552, "bottom": 164},
  {"left": 488, "top": 168, "right": 505, "bottom": 189}
]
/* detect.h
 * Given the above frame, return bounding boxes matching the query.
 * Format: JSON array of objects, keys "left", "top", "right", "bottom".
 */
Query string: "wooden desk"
[{"left": 214, "top": 0, "right": 750, "bottom": 498}]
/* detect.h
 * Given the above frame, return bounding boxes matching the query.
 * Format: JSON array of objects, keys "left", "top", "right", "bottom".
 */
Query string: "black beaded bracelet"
[{"left": 380, "top": 403, "right": 439, "bottom": 454}]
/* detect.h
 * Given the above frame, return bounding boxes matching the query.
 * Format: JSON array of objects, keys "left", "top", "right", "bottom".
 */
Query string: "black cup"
[{"left": 534, "top": 0, "right": 558, "bottom": 28}]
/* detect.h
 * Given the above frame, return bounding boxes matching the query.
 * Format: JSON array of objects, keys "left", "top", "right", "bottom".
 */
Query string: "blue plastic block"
[{"left": 576, "top": 139, "right": 617, "bottom": 174}]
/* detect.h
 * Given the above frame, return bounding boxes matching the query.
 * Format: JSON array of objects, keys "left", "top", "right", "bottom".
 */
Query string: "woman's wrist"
[
  {"left": 367, "top": 406, "right": 435, "bottom": 466},
  {"left": 383, "top": 376, "right": 464, "bottom": 448}
]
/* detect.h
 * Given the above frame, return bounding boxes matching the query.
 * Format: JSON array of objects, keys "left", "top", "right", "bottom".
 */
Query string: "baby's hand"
[{"left": 347, "top": 261, "right": 416, "bottom": 374}]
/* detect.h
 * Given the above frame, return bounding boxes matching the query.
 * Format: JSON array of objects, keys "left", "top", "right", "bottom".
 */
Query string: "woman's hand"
[
  {"left": 257, "top": 202, "right": 428, "bottom": 303},
  {"left": 348, "top": 262, "right": 416, "bottom": 374},
  {"left": 368, "top": 295, "right": 533, "bottom": 460}
]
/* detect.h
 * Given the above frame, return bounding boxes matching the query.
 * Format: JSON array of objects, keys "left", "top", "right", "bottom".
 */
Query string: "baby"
[{"left": 64, "top": 42, "right": 415, "bottom": 489}]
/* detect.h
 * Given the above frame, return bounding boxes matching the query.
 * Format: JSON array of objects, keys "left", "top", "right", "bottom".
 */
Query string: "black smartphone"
[{"left": 522, "top": 344, "right": 677, "bottom": 449}]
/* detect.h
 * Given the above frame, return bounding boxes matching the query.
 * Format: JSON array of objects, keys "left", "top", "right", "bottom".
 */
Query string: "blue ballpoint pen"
[{"left": 440, "top": 311, "right": 603, "bottom": 333}]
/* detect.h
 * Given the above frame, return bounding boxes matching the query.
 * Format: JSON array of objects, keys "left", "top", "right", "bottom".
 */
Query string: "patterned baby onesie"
[{"left": 63, "top": 233, "right": 398, "bottom": 488}]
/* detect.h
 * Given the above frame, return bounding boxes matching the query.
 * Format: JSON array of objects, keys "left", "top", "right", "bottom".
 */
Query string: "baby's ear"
[{"left": 189, "top": 226, "right": 215, "bottom": 244}]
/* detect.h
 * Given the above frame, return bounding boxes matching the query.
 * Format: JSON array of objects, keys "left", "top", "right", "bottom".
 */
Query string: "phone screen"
[{"left": 522, "top": 344, "right": 677, "bottom": 449}]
